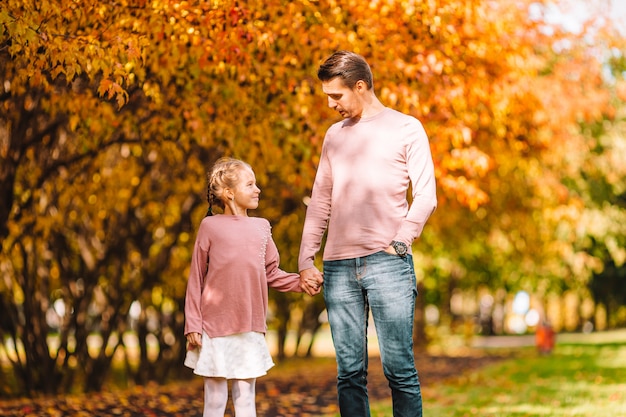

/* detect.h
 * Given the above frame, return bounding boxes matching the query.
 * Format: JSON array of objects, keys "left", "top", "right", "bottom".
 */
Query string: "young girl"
[{"left": 184, "top": 157, "right": 316, "bottom": 417}]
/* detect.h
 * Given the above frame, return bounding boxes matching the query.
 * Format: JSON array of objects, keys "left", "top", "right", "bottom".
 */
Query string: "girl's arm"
[
  {"left": 184, "top": 222, "right": 209, "bottom": 335},
  {"left": 265, "top": 236, "right": 303, "bottom": 293}
]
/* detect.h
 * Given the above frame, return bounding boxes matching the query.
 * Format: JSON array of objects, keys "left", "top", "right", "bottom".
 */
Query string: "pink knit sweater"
[
  {"left": 299, "top": 107, "right": 437, "bottom": 271},
  {"left": 184, "top": 215, "right": 301, "bottom": 338}
]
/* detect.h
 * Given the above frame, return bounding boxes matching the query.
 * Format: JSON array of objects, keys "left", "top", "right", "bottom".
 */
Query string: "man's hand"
[
  {"left": 300, "top": 267, "right": 324, "bottom": 296},
  {"left": 385, "top": 245, "right": 396, "bottom": 255}
]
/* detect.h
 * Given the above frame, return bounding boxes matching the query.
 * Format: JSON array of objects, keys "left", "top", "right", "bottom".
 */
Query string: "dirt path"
[{"left": 0, "top": 352, "right": 507, "bottom": 416}]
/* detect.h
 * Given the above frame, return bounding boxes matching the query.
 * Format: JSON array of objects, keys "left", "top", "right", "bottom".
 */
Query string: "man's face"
[{"left": 321, "top": 77, "right": 364, "bottom": 119}]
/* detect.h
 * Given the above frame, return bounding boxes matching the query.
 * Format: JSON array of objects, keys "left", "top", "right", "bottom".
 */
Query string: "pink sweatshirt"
[
  {"left": 184, "top": 215, "right": 302, "bottom": 338},
  {"left": 299, "top": 107, "right": 437, "bottom": 271}
]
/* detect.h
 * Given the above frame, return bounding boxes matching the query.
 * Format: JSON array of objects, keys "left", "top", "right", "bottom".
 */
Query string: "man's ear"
[{"left": 355, "top": 79, "right": 368, "bottom": 93}]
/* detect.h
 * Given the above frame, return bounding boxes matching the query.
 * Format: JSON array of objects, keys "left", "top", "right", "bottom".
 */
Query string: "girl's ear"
[{"left": 224, "top": 188, "right": 235, "bottom": 201}]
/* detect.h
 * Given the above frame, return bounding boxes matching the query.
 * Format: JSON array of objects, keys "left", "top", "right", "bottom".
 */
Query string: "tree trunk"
[{"left": 413, "top": 281, "right": 428, "bottom": 350}]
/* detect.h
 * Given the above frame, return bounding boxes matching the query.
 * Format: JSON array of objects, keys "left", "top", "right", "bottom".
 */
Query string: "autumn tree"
[
  {"left": 566, "top": 79, "right": 626, "bottom": 328},
  {"left": 1, "top": 0, "right": 625, "bottom": 396},
  {"left": 414, "top": 0, "right": 626, "bottom": 334},
  {"left": 0, "top": 0, "right": 320, "bottom": 395}
]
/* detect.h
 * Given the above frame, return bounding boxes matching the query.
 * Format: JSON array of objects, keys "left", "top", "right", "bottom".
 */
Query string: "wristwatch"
[{"left": 391, "top": 241, "right": 408, "bottom": 257}]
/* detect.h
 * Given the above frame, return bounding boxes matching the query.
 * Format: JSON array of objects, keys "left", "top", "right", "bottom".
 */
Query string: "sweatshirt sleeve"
[
  {"left": 184, "top": 220, "right": 208, "bottom": 336},
  {"left": 266, "top": 229, "right": 303, "bottom": 293},
  {"left": 298, "top": 139, "right": 332, "bottom": 271},
  {"left": 393, "top": 119, "right": 437, "bottom": 245}
]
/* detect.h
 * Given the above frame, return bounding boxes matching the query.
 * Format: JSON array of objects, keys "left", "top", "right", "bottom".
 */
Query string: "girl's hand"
[
  {"left": 186, "top": 332, "right": 202, "bottom": 349},
  {"left": 300, "top": 267, "right": 323, "bottom": 296}
]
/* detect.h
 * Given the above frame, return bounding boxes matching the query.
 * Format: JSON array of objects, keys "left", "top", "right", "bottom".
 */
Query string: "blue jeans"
[{"left": 323, "top": 251, "right": 422, "bottom": 417}]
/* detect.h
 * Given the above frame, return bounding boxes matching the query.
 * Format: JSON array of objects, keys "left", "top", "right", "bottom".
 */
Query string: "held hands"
[{"left": 300, "top": 267, "right": 324, "bottom": 296}]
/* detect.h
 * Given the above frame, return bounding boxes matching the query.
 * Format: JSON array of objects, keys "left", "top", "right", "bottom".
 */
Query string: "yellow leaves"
[
  {"left": 0, "top": 9, "right": 11, "bottom": 27},
  {"left": 178, "top": 232, "right": 190, "bottom": 243},
  {"left": 439, "top": 140, "right": 491, "bottom": 211},
  {"left": 1, "top": 0, "right": 620, "bottom": 293},
  {"left": 443, "top": 179, "right": 488, "bottom": 212},
  {"left": 448, "top": 147, "right": 490, "bottom": 177},
  {"left": 98, "top": 78, "right": 129, "bottom": 108},
  {"left": 616, "top": 79, "right": 626, "bottom": 102},
  {"left": 69, "top": 115, "right": 80, "bottom": 131},
  {"left": 126, "top": 40, "right": 143, "bottom": 62},
  {"left": 257, "top": 32, "right": 274, "bottom": 49}
]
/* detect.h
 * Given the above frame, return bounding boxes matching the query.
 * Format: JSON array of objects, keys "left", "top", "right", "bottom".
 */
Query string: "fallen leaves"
[{"left": 0, "top": 353, "right": 507, "bottom": 416}]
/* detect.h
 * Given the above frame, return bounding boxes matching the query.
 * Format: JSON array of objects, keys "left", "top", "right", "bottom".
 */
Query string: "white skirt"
[{"left": 184, "top": 331, "right": 275, "bottom": 379}]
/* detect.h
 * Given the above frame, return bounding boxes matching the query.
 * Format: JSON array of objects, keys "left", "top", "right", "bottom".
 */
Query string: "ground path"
[
  {"left": 3, "top": 330, "right": 625, "bottom": 416},
  {"left": 0, "top": 351, "right": 507, "bottom": 416}
]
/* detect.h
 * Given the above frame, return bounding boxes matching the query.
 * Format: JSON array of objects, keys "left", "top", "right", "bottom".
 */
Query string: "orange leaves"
[
  {"left": 126, "top": 39, "right": 143, "bottom": 62},
  {"left": 97, "top": 79, "right": 129, "bottom": 108},
  {"left": 446, "top": 146, "right": 491, "bottom": 178},
  {"left": 2, "top": 0, "right": 619, "bottom": 217},
  {"left": 2, "top": 1, "right": 620, "bottom": 208},
  {"left": 439, "top": 175, "right": 490, "bottom": 211},
  {"left": 617, "top": 79, "right": 626, "bottom": 102},
  {"left": 2, "top": 0, "right": 153, "bottom": 112}
]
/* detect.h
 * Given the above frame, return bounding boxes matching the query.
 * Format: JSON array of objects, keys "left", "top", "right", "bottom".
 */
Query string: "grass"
[
  {"left": 327, "top": 340, "right": 626, "bottom": 417},
  {"left": 3, "top": 329, "right": 625, "bottom": 417}
]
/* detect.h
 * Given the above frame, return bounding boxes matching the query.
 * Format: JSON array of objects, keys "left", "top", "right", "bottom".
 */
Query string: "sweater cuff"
[{"left": 298, "top": 259, "right": 316, "bottom": 273}]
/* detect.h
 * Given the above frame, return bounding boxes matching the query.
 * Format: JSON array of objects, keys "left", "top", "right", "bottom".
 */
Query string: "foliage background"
[{"left": 1, "top": 0, "right": 625, "bottom": 396}]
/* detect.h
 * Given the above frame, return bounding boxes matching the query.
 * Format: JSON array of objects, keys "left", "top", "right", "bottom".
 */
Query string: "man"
[{"left": 298, "top": 51, "right": 437, "bottom": 417}]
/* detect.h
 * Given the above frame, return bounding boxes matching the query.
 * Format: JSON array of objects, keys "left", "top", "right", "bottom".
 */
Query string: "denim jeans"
[{"left": 323, "top": 251, "right": 422, "bottom": 417}]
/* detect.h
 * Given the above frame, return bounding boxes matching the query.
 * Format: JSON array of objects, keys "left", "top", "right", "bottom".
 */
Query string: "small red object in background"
[{"left": 535, "top": 323, "right": 555, "bottom": 354}]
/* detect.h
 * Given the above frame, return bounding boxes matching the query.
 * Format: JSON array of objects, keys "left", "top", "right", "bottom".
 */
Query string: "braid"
[
  {"left": 205, "top": 157, "right": 251, "bottom": 216},
  {"left": 205, "top": 180, "right": 213, "bottom": 216}
]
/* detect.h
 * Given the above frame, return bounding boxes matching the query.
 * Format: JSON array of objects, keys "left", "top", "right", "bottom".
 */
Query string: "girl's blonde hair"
[{"left": 206, "top": 157, "right": 252, "bottom": 216}]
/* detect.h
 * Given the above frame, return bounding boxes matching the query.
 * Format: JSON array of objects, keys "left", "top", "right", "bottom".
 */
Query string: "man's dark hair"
[{"left": 317, "top": 50, "right": 374, "bottom": 90}]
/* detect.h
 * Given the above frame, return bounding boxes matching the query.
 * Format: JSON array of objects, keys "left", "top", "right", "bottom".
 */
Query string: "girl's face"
[{"left": 230, "top": 167, "right": 260, "bottom": 214}]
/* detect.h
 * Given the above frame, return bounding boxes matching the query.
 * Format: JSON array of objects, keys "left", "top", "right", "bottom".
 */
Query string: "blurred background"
[{"left": 1, "top": 0, "right": 625, "bottom": 397}]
